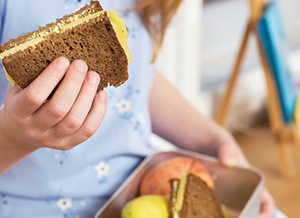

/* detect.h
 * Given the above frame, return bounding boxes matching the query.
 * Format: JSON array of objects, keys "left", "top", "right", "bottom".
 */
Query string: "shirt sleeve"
[
  {"left": 0, "top": 0, "right": 7, "bottom": 43},
  {"left": 0, "top": 0, "right": 7, "bottom": 106}
]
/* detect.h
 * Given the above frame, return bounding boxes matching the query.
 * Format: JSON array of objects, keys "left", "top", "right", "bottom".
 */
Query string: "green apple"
[{"left": 121, "top": 195, "right": 169, "bottom": 218}]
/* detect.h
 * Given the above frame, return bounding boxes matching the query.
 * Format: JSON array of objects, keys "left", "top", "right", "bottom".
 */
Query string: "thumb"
[{"left": 218, "top": 144, "right": 237, "bottom": 167}]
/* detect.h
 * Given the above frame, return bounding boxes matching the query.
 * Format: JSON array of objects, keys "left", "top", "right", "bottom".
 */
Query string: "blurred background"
[{"left": 152, "top": 0, "right": 300, "bottom": 217}]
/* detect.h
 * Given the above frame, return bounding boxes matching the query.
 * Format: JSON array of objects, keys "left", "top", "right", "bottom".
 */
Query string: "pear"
[{"left": 121, "top": 195, "right": 169, "bottom": 218}]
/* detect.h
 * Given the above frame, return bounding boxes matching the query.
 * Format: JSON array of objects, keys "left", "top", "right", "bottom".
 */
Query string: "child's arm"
[
  {"left": 149, "top": 72, "right": 248, "bottom": 165},
  {"left": 149, "top": 72, "right": 275, "bottom": 217},
  {"left": 0, "top": 57, "right": 107, "bottom": 175}
]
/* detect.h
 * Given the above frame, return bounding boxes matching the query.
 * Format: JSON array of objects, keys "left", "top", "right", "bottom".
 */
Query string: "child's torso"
[{"left": 0, "top": 0, "right": 155, "bottom": 217}]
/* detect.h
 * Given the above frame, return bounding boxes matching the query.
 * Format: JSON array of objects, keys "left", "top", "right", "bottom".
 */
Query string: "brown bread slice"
[
  {"left": 169, "top": 174, "right": 224, "bottom": 218},
  {"left": 0, "top": 1, "right": 128, "bottom": 91}
]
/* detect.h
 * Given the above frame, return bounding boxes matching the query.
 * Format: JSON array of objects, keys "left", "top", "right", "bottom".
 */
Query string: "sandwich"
[
  {"left": 169, "top": 173, "right": 224, "bottom": 218},
  {"left": 0, "top": 0, "right": 132, "bottom": 91}
]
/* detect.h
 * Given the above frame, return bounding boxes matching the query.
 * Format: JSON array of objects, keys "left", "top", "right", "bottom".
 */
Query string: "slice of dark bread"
[
  {"left": 0, "top": 1, "right": 102, "bottom": 52},
  {"left": 169, "top": 174, "right": 224, "bottom": 218},
  {"left": 0, "top": 1, "right": 128, "bottom": 90}
]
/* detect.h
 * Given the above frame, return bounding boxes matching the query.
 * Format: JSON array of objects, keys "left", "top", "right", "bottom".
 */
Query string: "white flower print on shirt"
[
  {"left": 94, "top": 161, "right": 110, "bottom": 178},
  {"left": 54, "top": 154, "right": 60, "bottom": 159},
  {"left": 56, "top": 198, "right": 72, "bottom": 212},
  {"left": 137, "top": 114, "right": 146, "bottom": 124},
  {"left": 116, "top": 99, "right": 131, "bottom": 115},
  {"left": 81, "top": 201, "right": 86, "bottom": 207}
]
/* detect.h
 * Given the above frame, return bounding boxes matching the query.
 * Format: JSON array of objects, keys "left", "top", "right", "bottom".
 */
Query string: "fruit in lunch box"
[
  {"left": 121, "top": 195, "right": 169, "bottom": 218},
  {"left": 139, "top": 157, "right": 214, "bottom": 196}
]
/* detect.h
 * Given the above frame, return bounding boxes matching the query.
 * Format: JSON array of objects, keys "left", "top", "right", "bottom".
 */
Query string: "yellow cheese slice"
[
  {"left": 58, "top": 11, "right": 105, "bottom": 31},
  {"left": 4, "top": 66, "right": 15, "bottom": 86},
  {"left": 107, "top": 10, "right": 132, "bottom": 64},
  {"left": 0, "top": 37, "right": 45, "bottom": 60}
]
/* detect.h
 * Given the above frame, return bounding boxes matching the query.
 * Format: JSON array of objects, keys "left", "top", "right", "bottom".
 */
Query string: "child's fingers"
[
  {"left": 15, "top": 57, "right": 69, "bottom": 117},
  {"left": 66, "top": 90, "right": 107, "bottom": 149},
  {"left": 5, "top": 82, "right": 21, "bottom": 96},
  {"left": 258, "top": 188, "right": 275, "bottom": 218},
  {"left": 218, "top": 144, "right": 237, "bottom": 167},
  {"left": 218, "top": 143, "right": 249, "bottom": 167},
  {"left": 33, "top": 60, "right": 88, "bottom": 131},
  {"left": 52, "top": 71, "right": 100, "bottom": 137},
  {"left": 4, "top": 83, "right": 21, "bottom": 109}
]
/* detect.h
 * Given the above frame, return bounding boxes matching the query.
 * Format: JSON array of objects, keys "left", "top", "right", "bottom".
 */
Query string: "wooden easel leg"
[
  {"left": 216, "top": 20, "right": 252, "bottom": 125},
  {"left": 255, "top": 31, "right": 296, "bottom": 177},
  {"left": 291, "top": 125, "right": 300, "bottom": 145},
  {"left": 277, "top": 137, "right": 296, "bottom": 178},
  {"left": 215, "top": 0, "right": 296, "bottom": 177}
]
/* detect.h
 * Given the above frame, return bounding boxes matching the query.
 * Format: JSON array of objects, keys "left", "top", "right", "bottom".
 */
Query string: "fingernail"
[
  {"left": 87, "top": 72, "right": 100, "bottom": 85},
  {"left": 73, "top": 60, "right": 87, "bottom": 72},
  {"left": 226, "top": 157, "right": 237, "bottom": 167},
  {"left": 99, "top": 91, "right": 107, "bottom": 103},
  {"left": 56, "top": 57, "right": 70, "bottom": 70}
]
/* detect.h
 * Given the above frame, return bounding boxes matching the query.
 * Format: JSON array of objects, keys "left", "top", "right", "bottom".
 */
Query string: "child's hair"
[{"left": 135, "top": 0, "right": 183, "bottom": 62}]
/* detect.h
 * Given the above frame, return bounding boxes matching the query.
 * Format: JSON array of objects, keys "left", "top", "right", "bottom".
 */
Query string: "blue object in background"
[{"left": 256, "top": 2, "right": 298, "bottom": 123}]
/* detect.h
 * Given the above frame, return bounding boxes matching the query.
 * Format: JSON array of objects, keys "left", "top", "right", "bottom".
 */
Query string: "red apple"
[{"left": 140, "top": 157, "right": 214, "bottom": 196}]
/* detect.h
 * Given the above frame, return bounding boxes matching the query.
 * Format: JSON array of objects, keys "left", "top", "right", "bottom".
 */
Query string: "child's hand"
[
  {"left": 1, "top": 57, "right": 107, "bottom": 150},
  {"left": 216, "top": 133, "right": 275, "bottom": 218}
]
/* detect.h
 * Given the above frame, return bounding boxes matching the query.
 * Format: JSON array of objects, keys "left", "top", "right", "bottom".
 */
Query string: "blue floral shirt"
[{"left": 0, "top": 0, "right": 155, "bottom": 217}]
